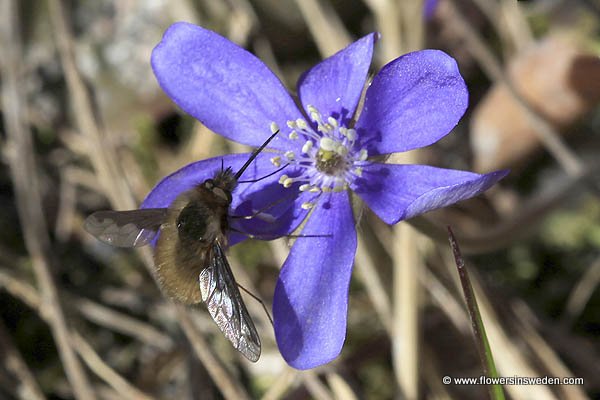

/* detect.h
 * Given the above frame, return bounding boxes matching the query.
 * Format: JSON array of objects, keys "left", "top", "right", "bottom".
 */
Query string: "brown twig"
[
  {"left": 0, "top": 268, "right": 159, "bottom": 400},
  {"left": 293, "top": 0, "right": 352, "bottom": 57},
  {"left": 0, "top": 2, "right": 96, "bottom": 399},
  {"left": 74, "top": 296, "right": 174, "bottom": 351},
  {"left": 46, "top": 1, "right": 261, "bottom": 396},
  {"left": 47, "top": 0, "right": 135, "bottom": 210},
  {"left": 72, "top": 333, "right": 156, "bottom": 400},
  {"left": 175, "top": 305, "right": 252, "bottom": 400}
]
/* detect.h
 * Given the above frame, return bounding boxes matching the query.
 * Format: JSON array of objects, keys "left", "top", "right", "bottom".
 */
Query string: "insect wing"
[
  {"left": 199, "top": 242, "right": 261, "bottom": 362},
  {"left": 84, "top": 209, "right": 168, "bottom": 248}
]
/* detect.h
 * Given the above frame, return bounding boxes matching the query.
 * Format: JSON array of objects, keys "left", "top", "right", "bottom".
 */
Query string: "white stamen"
[
  {"left": 283, "top": 177, "right": 294, "bottom": 188},
  {"left": 270, "top": 156, "right": 281, "bottom": 167},
  {"left": 276, "top": 106, "right": 366, "bottom": 201},
  {"left": 302, "top": 140, "right": 313, "bottom": 154},
  {"left": 358, "top": 148, "right": 368, "bottom": 161},
  {"left": 284, "top": 150, "right": 295, "bottom": 161},
  {"left": 296, "top": 119, "right": 307, "bottom": 129},
  {"left": 270, "top": 122, "right": 280, "bottom": 133}
]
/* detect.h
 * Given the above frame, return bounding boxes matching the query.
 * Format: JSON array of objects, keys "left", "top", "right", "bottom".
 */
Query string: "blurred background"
[{"left": 0, "top": 0, "right": 599, "bottom": 399}]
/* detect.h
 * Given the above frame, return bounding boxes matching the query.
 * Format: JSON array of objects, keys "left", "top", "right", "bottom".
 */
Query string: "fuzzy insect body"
[{"left": 85, "top": 131, "right": 280, "bottom": 362}]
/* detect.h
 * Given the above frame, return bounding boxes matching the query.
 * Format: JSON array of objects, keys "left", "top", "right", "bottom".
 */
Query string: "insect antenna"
[{"left": 234, "top": 128, "right": 280, "bottom": 180}]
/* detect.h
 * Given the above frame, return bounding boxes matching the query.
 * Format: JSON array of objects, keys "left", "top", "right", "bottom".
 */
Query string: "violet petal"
[
  {"left": 298, "top": 33, "right": 377, "bottom": 123},
  {"left": 151, "top": 22, "right": 302, "bottom": 151},
  {"left": 273, "top": 192, "right": 357, "bottom": 369},
  {"left": 351, "top": 163, "right": 508, "bottom": 224},
  {"left": 355, "top": 50, "right": 468, "bottom": 155}
]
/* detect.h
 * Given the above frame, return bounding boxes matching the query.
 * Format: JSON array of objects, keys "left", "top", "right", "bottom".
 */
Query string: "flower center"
[
  {"left": 270, "top": 105, "right": 368, "bottom": 209},
  {"left": 316, "top": 147, "right": 345, "bottom": 175}
]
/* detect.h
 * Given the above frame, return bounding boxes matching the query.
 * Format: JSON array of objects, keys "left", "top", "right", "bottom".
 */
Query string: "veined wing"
[
  {"left": 84, "top": 209, "right": 168, "bottom": 248},
  {"left": 199, "top": 242, "right": 261, "bottom": 362}
]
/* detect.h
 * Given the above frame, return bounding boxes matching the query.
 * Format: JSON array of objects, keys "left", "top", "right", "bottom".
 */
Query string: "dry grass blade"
[
  {"left": 562, "top": 257, "right": 600, "bottom": 326},
  {"left": 301, "top": 371, "right": 335, "bottom": 400},
  {"left": 362, "top": 0, "right": 402, "bottom": 61},
  {"left": 511, "top": 303, "right": 589, "bottom": 400},
  {"left": 294, "top": 0, "right": 352, "bottom": 57},
  {"left": 261, "top": 368, "right": 297, "bottom": 400},
  {"left": 47, "top": 0, "right": 135, "bottom": 210},
  {"left": 442, "top": 252, "right": 557, "bottom": 400},
  {"left": 45, "top": 1, "right": 259, "bottom": 395},
  {"left": 393, "top": 223, "right": 421, "bottom": 400},
  {"left": 72, "top": 333, "right": 156, "bottom": 400},
  {"left": 355, "top": 234, "right": 393, "bottom": 334},
  {"left": 75, "top": 297, "right": 174, "bottom": 351},
  {"left": 176, "top": 305, "right": 252, "bottom": 400},
  {"left": 0, "top": 268, "right": 159, "bottom": 400},
  {"left": 0, "top": 2, "right": 96, "bottom": 399}
]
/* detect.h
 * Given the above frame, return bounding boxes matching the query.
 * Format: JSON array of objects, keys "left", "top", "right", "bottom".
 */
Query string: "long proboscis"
[{"left": 234, "top": 129, "right": 280, "bottom": 180}]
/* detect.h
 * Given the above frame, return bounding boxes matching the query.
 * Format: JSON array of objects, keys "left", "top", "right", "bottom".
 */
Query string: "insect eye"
[
  {"left": 177, "top": 204, "right": 208, "bottom": 241},
  {"left": 204, "top": 179, "right": 214, "bottom": 190},
  {"left": 212, "top": 187, "right": 231, "bottom": 202}
]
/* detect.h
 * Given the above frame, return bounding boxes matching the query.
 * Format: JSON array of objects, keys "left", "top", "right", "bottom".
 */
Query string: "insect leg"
[
  {"left": 237, "top": 163, "right": 289, "bottom": 184},
  {"left": 237, "top": 283, "right": 273, "bottom": 327},
  {"left": 229, "top": 191, "right": 298, "bottom": 220}
]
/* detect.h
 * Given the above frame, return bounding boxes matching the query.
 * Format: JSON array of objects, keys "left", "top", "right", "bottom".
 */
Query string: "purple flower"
[{"left": 144, "top": 22, "right": 508, "bottom": 369}]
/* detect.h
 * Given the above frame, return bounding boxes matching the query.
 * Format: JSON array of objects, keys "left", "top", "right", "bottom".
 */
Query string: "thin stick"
[
  {"left": 293, "top": 0, "right": 352, "bottom": 57},
  {"left": 47, "top": 0, "right": 135, "bottom": 210},
  {"left": 45, "top": 1, "right": 260, "bottom": 395},
  {"left": 0, "top": 2, "right": 96, "bottom": 399},
  {"left": 72, "top": 334, "right": 155, "bottom": 400},
  {"left": 75, "top": 297, "right": 174, "bottom": 350},
  {"left": 0, "top": 267, "right": 158, "bottom": 400},
  {"left": 0, "top": 268, "right": 173, "bottom": 351},
  {"left": 562, "top": 256, "right": 600, "bottom": 327},
  {"left": 355, "top": 234, "right": 393, "bottom": 335},
  {"left": 175, "top": 305, "right": 252, "bottom": 400}
]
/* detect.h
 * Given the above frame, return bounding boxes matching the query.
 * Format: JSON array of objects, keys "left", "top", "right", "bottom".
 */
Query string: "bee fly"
[{"left": 84, "top": 129, "right": 281, "bottom": 362}]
